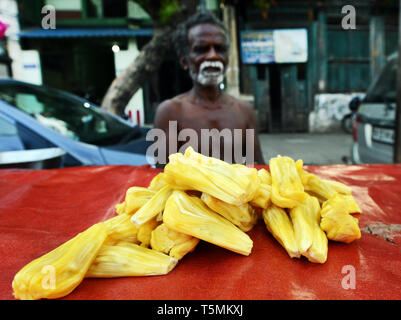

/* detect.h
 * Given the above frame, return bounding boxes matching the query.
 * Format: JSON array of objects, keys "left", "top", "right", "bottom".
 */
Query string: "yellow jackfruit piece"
[
  {"left": 290, "top": 195, "right": 328, "bottom": 263},
  {"left": 137, "top": 217, "right": 160, "bottom": 248},
  {"left": 150, "top": 223, "right": 200, "bottom": 260},
  {"left": 320, "top": 212, "right": 361, "bottom": 244},
  {"left": 258, "top": 168, "right": 272, "bottom": 184},
  {"left": 114, "top": 187, "right": 155, "bottom": 215},
  {"left": 131, "top": 185, "right": 173, "bottom": 228},
  {"left": 163, "top": 190, "right": 253, "bottom": 256},
  {"left": 250, "top": 169, "right": 272, "bottom": 209},
  {"left": 262, "top": 204, "right": 300, "bottom": 258},
  {"left": 12, "top": 222, "right": 108, "bottom": 300},
  {"left": 296, "top": 160, "right": 352, "bottom": 204},
  {"left": 124, "top": 187, "right": 156, "bottom": 215},
  {"left": 289, "top": 200, "right": 314, "bottom": 254},
  {"left": 321, "top": 194, "right": 362, "bottom": 216},
  {"left": 270, "top": 156, "right": 307, "bottom": 208},
  {"left": 307, "top": 221, "right": 329, "bottom": 264},
  {"left": 115, "top": 202, "right": 126, "bottom": 215},
  {"left": 320, "top": 194, "right": 361, "bottom": 243},
  {"left": 86, "top": 241, "right": 178, "bottom": 278},
  {"left": 201, "top": 193, "right": 258, "bottom": 232},
  {"left": 321, "top": 179, "right": 352, "bottom": 196},
  {"left": 163, "top": 147, "right": 259, "bottom": 206},
  {"left": 103, "top": 213, "right": 138, "bottom": 244},
  {"left": 148, "top": 172, "right": 168, "bottom": 191},
  {"left": 295, "top": 159, "right": 353, "bottom": 204},
  {"left": 250, "top": 184, "right": 271, "bottom": 209}
]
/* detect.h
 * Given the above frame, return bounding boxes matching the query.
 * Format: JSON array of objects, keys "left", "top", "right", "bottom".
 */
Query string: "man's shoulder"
[{"left": 157, "top": 92, "right": 190, "bottom": 113}]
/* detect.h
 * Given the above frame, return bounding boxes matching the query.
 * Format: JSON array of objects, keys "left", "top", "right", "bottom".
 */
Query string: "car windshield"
[
  {"left": 364, "top": 57, "right": 397, "bottom": 103},
  {"left": 0, "top": 82, "right": 134, "bottom": 145}
]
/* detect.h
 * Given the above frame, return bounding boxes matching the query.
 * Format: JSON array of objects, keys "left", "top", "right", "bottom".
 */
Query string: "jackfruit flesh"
[
  {"left": 115, "top": 202, "right": 125, "bottom": 215},
  {"left": 290, "top": 195, "right": 328, "bottom": 263},
  {"left": 150, "top": 223, "right": 200, "bottom": 260},
  {"left": 250, "top": 169, "right": 272, "bottom": 209},
  {"left": 257, "top": 168, "right": 272, "bottom": 185},
  {"left": 12, "top": 147, "right": 364, "bottom": 301},
  {"left": 320, "top": 212, "right": 361, "bottom": 244},
  {"left": 262, "top": 204, "right": 300, "bottom": 258},
  {"left": 124, "top": 187, "right": 156, "bottom": 215},
  {"left": 289, "top": 199, "right": 314, "bottom": 254},
  {"left": 115, "top": 187, "right": 156, "bottom": 215},
  {"left": 163, "top": 147, "right": 259, "bottom": 206},
  {"left": 86, "top": 241, "right": 178, "bottom": 278},
  {"left": 131, "top": 185, "right": 173, "bottom": 228},
  {"left": 270, "top": 156, "right": 307, "bottom": 208},
  {"left": 103, "top": 213, "right": 138, "bottom": 244},
  {"left": 12, "top": 222, "right": 108, "bottom": 300},
  {"left": 306, "top": 222, "right": 329, "bottom": 264},
  {"left": 163, "top": 190, "right": 253, "bottom": 256},
  {"left": 320, "top": 194, "right": 361, "bottom": 243},
  {"left": 321, "top": 179, "right": 352, "bottom": 196},
  {"left": 148, "top": 172, "right": 168, "bottom": 191},
  {"left": 321, "top": 194, "right": 362, "bottom": 216},
  {"left": 137, "top": 217, "right": 160, "bottom": 248},
  {"left": 201, "top": 193, "right": 258, "bottom": 232},
  {"left": 295, "top": 159, "right": 352, "bottom": 203},
  {"left": 250, "top": 184, "right": 271, "bottom": 209}
]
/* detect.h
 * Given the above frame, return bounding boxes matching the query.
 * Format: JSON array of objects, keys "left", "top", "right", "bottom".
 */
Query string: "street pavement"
[{"left": 259, "top": 132, "right": 353, "bottom": 165}]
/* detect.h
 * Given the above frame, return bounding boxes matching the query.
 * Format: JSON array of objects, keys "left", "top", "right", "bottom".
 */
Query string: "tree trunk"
[
  {"left": 101, "top": 26, "right": 174, "bottom": 116},
  {"left": 101, "top": 0, "right": 198, "bottom": 117}
]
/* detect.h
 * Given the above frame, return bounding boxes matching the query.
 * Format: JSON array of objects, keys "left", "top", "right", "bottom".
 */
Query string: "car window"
[
  {"left": 364, "top": 58, "right": 397, "bottom": 103},
  {"left": 0, "top": 115, "right": 25, "bottom": 151},
  {"left": 0, "top": 115, "right": 17, "bottom": 135},
  {"left": 0, "top": 83, "right": 135, "bottom": 145}
]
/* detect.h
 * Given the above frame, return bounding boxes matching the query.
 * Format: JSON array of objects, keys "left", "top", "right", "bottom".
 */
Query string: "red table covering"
[{"left": 1, "top": 164, "right": 400, "bottom": 300}]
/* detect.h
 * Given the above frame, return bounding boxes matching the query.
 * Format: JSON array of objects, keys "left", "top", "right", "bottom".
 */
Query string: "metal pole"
[{"left": 395, "top": 0, "right": 401, "bottom": 163}]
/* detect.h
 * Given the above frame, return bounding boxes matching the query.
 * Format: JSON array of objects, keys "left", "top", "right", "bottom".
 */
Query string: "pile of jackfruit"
[{"left": 12, "top": 147, "right": 362, "bottom": 300}]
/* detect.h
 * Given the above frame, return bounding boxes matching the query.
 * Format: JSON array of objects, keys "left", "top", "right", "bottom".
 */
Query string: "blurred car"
[
  {"left": 0, "top": 79, "right": 153, "bottom": 167},
  {"left": 351, "top": 52, "right": 397, "bottom": 164}
]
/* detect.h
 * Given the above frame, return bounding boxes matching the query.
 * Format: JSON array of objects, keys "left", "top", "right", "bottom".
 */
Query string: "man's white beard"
[{"left": 189, "top": 60, "right": 225, "bottom": 86}]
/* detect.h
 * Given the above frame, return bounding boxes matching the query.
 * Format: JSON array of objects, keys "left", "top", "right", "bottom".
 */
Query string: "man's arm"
[
  {"left": 244, "top": 103, "right": 266, "bottom": 165},
  {"left": 153, "top": 100, "right": 175, "bottom": 168}
]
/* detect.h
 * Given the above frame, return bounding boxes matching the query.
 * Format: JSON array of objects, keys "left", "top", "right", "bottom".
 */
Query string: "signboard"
[
  {"left": 240, "top": 28, "right": 308, "bottom": 64},
  {"left": 240, "top": 30, "right": 274, "bottom": 64}
]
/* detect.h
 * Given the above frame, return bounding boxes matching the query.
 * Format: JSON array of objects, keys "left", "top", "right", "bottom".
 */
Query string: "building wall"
[
  {"left": 1, "top": 0, "right": 42, "bottom": 84},
  {"left": 13, "top": 0, "right": 153, "bottom": 110},
  {"left": 309, "top": 92, "right": 365, "bottom": 133},
  {"left": 236, "top": 1, "right": 399, "bottom": 133},
  {"left": 114, "top": 39, "right": 145, "bottom": 125}
]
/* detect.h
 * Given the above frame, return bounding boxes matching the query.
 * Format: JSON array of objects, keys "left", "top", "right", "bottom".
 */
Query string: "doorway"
[
  {"left": 265, "top": 63, "right": 308, "bottom": 133},
  {"left": 268, "top": 64, "right": 282, "bottom": 132}
]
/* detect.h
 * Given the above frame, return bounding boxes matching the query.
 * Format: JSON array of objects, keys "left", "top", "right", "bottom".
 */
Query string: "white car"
[
  {"left": 0, "top": 79, "right": 152, "bottom": 167},
  {"left": 351, "top": 53, "right": 396, "bottom": 164}
]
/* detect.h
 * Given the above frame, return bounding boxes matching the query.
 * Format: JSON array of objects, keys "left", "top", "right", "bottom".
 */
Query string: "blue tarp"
[{"left": 18, "top": 28, "right": 153, "bottom": 39}]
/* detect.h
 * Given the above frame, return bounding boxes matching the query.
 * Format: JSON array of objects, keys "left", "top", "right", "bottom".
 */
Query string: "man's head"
[{"left": 173, "top": 11, "right": 229, "bottom": 87}]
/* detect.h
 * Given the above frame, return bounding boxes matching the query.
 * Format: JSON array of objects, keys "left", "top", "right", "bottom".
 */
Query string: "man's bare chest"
[{"left": 177, "top": 109, "right": 248, "bottom": 132}]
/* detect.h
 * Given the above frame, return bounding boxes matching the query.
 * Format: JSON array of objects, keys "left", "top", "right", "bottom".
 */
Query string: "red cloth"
[{"left": 1, "top": 164, "right": 401, "bottom": 300}]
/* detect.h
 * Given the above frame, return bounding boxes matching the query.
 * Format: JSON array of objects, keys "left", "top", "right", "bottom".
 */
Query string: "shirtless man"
[{"left": 153, "top": 11, "right": 265, "bottom": 166}]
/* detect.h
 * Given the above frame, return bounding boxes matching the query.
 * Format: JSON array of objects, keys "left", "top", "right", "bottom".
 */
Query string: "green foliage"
[
  {"left": 253, "top": 0, "right": 273, "bottom": 11},
  {"left": 159, "top": 0, "right": 181, "bottom": 23},
  {"left": 132, "top": 0, "right": 185, "bottom": 24}
]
